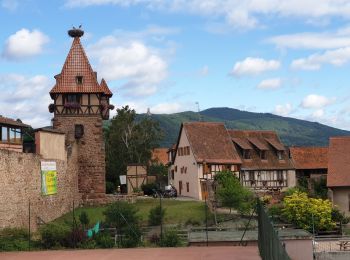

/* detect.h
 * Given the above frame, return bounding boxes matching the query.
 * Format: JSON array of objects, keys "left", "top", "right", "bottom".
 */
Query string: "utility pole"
[
  {"left": 205, "top": 196, "right": 208, "bottom": 246},
  {"left": 28, "top": 199, "right": 31, "bottom": 251},
  {"left": 159, "top": 184, "right": 163, "bottom": 242}
]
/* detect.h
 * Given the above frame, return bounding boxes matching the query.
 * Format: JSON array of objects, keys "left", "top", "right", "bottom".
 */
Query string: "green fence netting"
[{"left": 257, "top": 199, "right": 291, "bottom": 260}]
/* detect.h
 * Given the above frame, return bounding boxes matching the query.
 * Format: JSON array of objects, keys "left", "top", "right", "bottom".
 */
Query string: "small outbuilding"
[{"left": 0, "top": 116, "right": 29, "bottom": 152}]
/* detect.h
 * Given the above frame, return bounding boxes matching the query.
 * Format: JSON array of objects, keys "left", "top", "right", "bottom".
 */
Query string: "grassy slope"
[
  {"left": 135, "top": 107, "right": 350, "bottom": 147},
  {"left": 53, "top": 199, "right": 206, "bottom": 227}
]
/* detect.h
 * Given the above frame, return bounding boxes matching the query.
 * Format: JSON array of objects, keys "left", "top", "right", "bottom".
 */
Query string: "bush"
[
  {"left": 332, "top": 208, "right": 350, "bottom": 224},
  {"left": 185, "top": 219, "right": 201, "bottom": 227},
  {"left": 268, "top": 204, "right": 283, "bottom": 219},
  {"left": 148, "top": 205, "right": 166, "bottom": 226},
  {"left": 104, "top": 201, "right": 141, "bottom": 248},
  {"left": 282, "top": 191, "right": 335, "bottom": 232},
  {"left": 283, "top": 187, "right": 306, "bottom": 197},
  {"left": 141, "top": 183, "right": 159, "bottom": 196},
  {"left": 79, "top": 211, "right": 90, "bottom": 228},
  {"left": 313, "top": 178, "right": 328, "bottom": 199},
  {"left": 0, "top": 228, "right": 29, "bottom": 252},
  {"left": 40, "top": 223, "right": 70, "bottom": 249},
  {"left": 106, "top": 181, "right": 116, "bottom": 194},
  {"left": 81, "top": 239, "right": 97, "bottom": 249},
  {"left": 148, "top": 233, "right": 160, "bottom": 245},
  {"left": 159, "top": 229, "right": 180, "bottom": 247},
  {"left": 65, "top": 226, "right": 87, "bottom": 248},
  {"left": 94, "top": 232, "right": 114, "bottom": 248}
]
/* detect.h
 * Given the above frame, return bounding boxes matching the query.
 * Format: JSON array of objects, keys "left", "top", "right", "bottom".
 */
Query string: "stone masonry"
[{"left": 52, "top": 116, "right": 106, "bottom": 200}]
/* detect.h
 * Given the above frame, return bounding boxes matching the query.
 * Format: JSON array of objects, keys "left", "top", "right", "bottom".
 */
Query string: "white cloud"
[
  {"left": 2, "top": 29, "right": 49, "bottom": 60},
  {"left": 0, "top": 74, "right": 52, "bottom": 127},
  {"left": 151, "top": 102, "right": 183, "bottom": 114},
  {"left": 1, "top": 0, "right": 18, "bottom": 11},
  {"left": 88, "top": 36, "right": 168, "bottom": 97},
  {"left": 257, "top": 78, "right": 281, "bottom": 89},
  {"left": 312, "top": 109, "right": 325, "bottom": 118},
  {"left": 198, "top": 65, "right": 209, "bottom": 76},
  {"left": 231, "top": 57, "right": 280, "bottom": 77},
  {"left": 65, "top": 0, "right": 350, "bottom": 30},
  {"left": 291, "top": 47, "right": 350, "bottom": 70},
  {"left": 268, "top": 26, "right": 350, "bottom": 50},
  {"left": 274, "top": 103, "right": 293, "bottom": 116},
  {"left": 301, "top": 94, "right": 336, "bottom": 109}
]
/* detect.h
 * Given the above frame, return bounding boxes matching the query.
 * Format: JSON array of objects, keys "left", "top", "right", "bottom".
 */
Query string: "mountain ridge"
[{"left": 136, "top": 107, "right": 350, "bottom": 148}]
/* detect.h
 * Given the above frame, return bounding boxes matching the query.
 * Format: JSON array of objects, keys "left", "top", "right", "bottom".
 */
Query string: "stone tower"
[{"left": 48, "top": 27, "right": 114, "bottom": 201}]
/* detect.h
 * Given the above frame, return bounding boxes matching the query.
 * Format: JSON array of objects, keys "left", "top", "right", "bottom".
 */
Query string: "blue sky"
[{"left": 1, "top": 1, "right": 350, "bottom": 130}]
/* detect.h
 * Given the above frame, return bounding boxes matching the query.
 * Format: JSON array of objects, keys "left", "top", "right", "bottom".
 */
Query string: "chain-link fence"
[{"left": 257, "top": 199, "right": 291, "bottom": 260}]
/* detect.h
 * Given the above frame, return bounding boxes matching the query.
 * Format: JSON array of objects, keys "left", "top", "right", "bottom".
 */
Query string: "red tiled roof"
[
  {"left": 327, "top": 137, "right": 350, "bottom": 187},
  {"left": 228, "top": 130, "right": 293, "bottom": 170},
  {"left": 289, "top": 147, "right": 328, "bottom": 170},
  {"left": 0, "top": 116, "right": 30, "bottom": 128},
  {"left": 232, "top": 137, "right": 253, "bottom": 150},
  {"left": 100, "top": 78, "right": 113, "bottom": 96},
  {"left": 50, "top": 37, "right": 112, "bottom": 97},
  {"left": 182, "top": 122, "right": 242, "bottom": 164},
  {"left": 152, "top": 148, "right": 169, "bottom": 165}
]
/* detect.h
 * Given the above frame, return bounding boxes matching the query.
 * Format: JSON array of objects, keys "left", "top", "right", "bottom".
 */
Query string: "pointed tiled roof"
[
  {"left": 50, "top": 37, "right": 112, "bottom": 97},
  {"left": 100, "top": 78, "right": 113, "bottom": 96}
]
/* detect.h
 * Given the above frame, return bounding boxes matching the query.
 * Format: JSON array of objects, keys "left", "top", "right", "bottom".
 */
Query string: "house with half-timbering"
[
  {"left": 171, "top": 122, "right": 297, "bottom": 200},
  {"left": 327, "top": 137, "right": 350, "bottom": 216},
  {"left": 173, "top": 122, "right": 241, "bottom": 200},
  {"left": 228, "top": 130, "right": 296, "bottom": 192}
]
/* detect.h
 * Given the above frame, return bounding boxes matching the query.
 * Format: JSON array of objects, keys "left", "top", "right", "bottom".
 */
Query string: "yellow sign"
[{"left": 41, "top": 161, "right": 57, "bottom": 195}]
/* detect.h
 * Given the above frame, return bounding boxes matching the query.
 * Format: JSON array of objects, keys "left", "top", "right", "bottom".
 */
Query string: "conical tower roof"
[{"left": 50, "top": 34, "right": 112, "bottom": 97}]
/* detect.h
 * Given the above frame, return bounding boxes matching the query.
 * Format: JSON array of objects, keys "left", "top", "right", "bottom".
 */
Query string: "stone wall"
[
  {"left": 0, "top": 146, "right": 80, "bottom": 231},
  {"left": 52, "top": 116, "right": 106, "bottom": 200}
]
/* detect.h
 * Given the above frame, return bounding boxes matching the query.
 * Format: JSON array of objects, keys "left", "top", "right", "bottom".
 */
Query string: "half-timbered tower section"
[
  {"left": 173, "top": 122, "right": 242, "bottom": 200},
  {"left": 228, "top": 130, "right": 296, "bottom": 192},
  {"left": 48, "top": 28, "right": 113, "bottom": 200}
]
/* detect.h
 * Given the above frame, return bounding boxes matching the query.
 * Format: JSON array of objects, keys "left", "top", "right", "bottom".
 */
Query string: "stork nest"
[{"left": 68, "top": 28, "right": 84, "bottom": 38}]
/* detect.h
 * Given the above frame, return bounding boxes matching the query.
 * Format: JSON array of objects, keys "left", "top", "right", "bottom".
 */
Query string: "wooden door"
[{"left": 201, "top": 182, "right": 208, "bottom": 200}]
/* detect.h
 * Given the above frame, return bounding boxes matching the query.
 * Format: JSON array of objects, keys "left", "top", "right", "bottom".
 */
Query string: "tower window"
[
  {"left": 75, "top": 124, "right": 84, "bottom": 139},
  {"left": 76, "top": 76, "right": 83, "bottom": 84}
]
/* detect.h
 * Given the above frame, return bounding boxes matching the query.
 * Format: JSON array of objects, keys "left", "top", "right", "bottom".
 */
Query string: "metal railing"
[{"left": 257, "top": 199, "right": 291, "bottom": 260}]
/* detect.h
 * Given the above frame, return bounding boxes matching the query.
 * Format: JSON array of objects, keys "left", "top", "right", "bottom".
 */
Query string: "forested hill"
[{"left": 136, "top": 107, "right": 350, "bottom": 148}]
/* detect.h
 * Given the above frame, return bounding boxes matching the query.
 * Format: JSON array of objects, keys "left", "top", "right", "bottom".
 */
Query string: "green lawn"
[{"left": 53, "top": 198, "right": 207, "bottom": 227}]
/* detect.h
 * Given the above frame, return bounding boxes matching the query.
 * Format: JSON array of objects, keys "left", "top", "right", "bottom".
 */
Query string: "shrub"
[
  {"left": 268, "top": 204, "right": 284, "bottom": 221},
  {"left": 282, "top": 191, "right": 335, "bottom": 232},
  {"left": 104, "top": 201, "right": 141, "bottom": 248},
  {"left": 106, "top": 181, "right": 116, "bottom": 194},
  {"left": 159, "top": 229, "right": 180, "bottom": 247},
  {"left": 148, "top": 205, "right": 166, "bottom": 226},
  {"left": 148, "top": 233, "right": 160, "bottom": 245},
  {"left": 332, "top": 208, "right": 350, "bottom": 224},
  {"left": 283, "top": 187, "right": 305, "bottom": 197},
  {"left": 81, "top": 239, "right": 97, "bottom": 249},
  {"left": 141, "top": 183, "right": 159, "bottom": 196},
  {"left": 0, "top": 228, "right": 29, "bottom": 252},
  {"left": 40, "top": 223, "right": 70, "bottom": 249},
  {"left": 313, "top": 178, "right": 328, "bottom": 199},
  {"left": 65, "top": 226, "right": 87, "bottom": 248},
  {"left": 94, "top": 232, "right": 114, "bottom": 248},
  {"left": 79, "top": 211, "right": 90, "bottom": 228}
]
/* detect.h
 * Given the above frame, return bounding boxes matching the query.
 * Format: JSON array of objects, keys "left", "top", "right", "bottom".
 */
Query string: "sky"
[{"left": 1, "top": 1, "right": 350, "bottom": 130}]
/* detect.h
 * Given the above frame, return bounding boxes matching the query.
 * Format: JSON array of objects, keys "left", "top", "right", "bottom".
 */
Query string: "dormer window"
[
  {"left": 243, "top": 149, "right": 251, "bottom": 159},
  {"left": 260, "top": 150, "right": 267, "bottom": 160},
  {"left": 76, "top": 76, "right": 83, "bottom": 84},
  {"left": 277, "top": 151, "right": 283, "bottom": 160}
]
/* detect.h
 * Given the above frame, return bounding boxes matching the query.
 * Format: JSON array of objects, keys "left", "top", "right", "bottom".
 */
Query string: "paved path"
[{"left": 0, "top": 246, "right": 260, "bottom": 260}]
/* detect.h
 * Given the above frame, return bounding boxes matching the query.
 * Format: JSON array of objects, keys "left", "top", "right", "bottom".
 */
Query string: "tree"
[
  {"left": 103, "top": 201, "right": 141, "bottom": 247},
  {"left": 282, "top": 191, "right": 335, "bottom": 232},
  {"left": 105, "top": 106, "right": 163, "bottom": 186},
  {"left": 214, "top": 171, "right": 254, "bottom": 214},
  {"left": 148, "top": 205, "right": 166, "bottom": 226}
]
